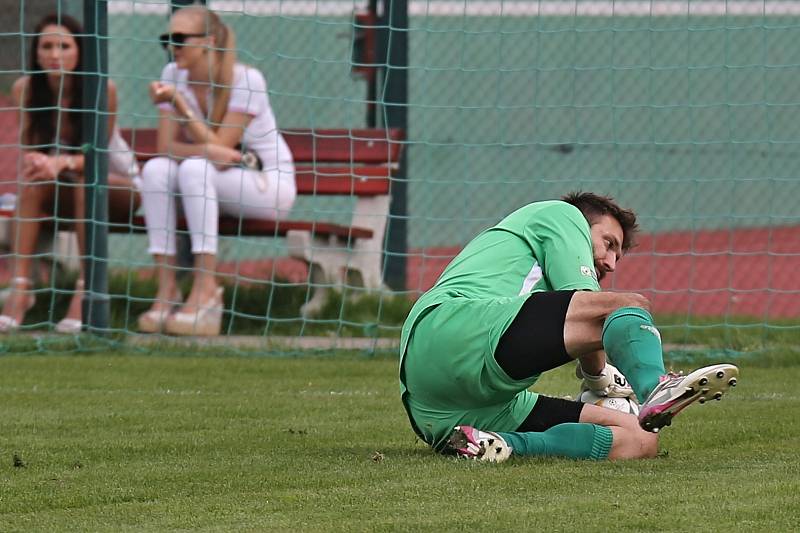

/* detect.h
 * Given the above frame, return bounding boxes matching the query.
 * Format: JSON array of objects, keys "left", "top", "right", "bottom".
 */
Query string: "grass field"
[{"left": 1, "top": 351, "right": 798, "bottom": 531}]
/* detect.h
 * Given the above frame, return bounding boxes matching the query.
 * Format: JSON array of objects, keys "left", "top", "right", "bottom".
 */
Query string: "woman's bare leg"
[
  {"left": 179, "top": 252, "right": 219, "bottom": 313},
  {"left": 1, "top": 181, "right": 54, "bottom": 323},
  {"left": 60, "top": 180, "right": 86, "bottom": 322},
  {"left": 62, "top": 174, "right": 142, "bottom": 322}
]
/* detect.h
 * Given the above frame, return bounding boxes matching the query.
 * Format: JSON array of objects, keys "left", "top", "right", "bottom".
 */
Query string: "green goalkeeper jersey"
[{"left": 400, "top": 200, "right": 601, "bottom": 377}]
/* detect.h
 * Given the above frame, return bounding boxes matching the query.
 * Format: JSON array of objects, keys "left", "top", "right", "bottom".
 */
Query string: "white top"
[{"left": 157, "top": 62, "right": 294, "bottom": 172}]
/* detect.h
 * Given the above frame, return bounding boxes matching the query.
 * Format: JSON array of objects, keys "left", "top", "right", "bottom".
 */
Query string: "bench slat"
[
  {"left": 0, "top": 209, "right": 374, "bottom": 240},
  {"left": 120, "top": 128, "right": 404, "bottom": 167},
  {"left": 282, "top": 128, "right": 404, "bottom": 164},
  {"left": 295, "top": 167, "right": 390, "bottom": 196},
  {"left": 109, "top": 216, "right": 373, "bottom": 240}
]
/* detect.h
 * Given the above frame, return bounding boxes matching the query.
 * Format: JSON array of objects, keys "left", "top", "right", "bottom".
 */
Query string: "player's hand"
[
  {"left": 576, "top": 362, "right": 635, "bottom": 398},
  {"left": 149, "top": 81, "right": 177, "bottom": 104}
]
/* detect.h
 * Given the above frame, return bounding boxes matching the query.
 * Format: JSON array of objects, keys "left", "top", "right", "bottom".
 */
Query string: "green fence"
[{"left": 1, "top": 0, "right": 799, "bottom": 352}]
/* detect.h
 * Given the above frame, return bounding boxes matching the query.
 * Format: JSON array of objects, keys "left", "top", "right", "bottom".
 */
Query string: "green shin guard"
[
  {"left": 602, "top": 306, "right": 666, "bottom": 402},
  {"left": 497, "top": 424, "right": 613, "bottom": 460}
]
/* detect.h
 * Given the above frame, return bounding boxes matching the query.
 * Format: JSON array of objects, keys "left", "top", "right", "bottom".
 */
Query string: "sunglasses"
[{"left": 159, "top": 32, "right": 207, "bottom": 49}]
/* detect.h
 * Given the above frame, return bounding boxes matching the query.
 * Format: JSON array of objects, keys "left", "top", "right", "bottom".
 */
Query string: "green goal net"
[{"left": 0, "top": 0, "right": 798, "bottom": 354}]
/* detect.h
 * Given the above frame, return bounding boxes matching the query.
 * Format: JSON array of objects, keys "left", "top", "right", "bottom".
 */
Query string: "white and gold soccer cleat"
[{"left": 638, "top": 363, "right": 739, "bottom": 432}]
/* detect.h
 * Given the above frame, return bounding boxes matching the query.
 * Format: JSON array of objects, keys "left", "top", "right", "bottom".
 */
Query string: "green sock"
[
  {"left": 497, "top": 424, "right": 612, "bottom": 460},
  {"left": 601, "top": 307, "right": 666, "bottom": 402}
]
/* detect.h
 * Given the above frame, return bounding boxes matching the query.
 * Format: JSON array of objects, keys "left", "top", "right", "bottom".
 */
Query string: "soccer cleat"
[
  {"left": 447, "top": 425, "right": 512, "bottom": 463},
  {"left": 638, "top": 363, "right": 739, "bottom": 432}
]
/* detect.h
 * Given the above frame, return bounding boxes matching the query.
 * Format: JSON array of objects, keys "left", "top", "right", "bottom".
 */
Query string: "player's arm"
[
  {"left": 577, "top": 350, "right": 635, "bottom": 398},
  {"left": 579, "top": 349, "right": 606, "bottom": 376},
  {"left": 522, "top": 204, "right": 636, "bottom": 397},
  {"left": 523, "top": 203, "right": 600, "bottom": 292}
]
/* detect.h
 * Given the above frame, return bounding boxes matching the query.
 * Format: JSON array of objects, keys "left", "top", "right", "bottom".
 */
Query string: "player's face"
[
  {"left": 167, "top": 14, "right": 210, "bottom": 70},
  {"left": 37, "top": 25, "right": 79, "bottom": 74},
  {"left": 590, "top": 214, "right": 624, "bottom": 281}
]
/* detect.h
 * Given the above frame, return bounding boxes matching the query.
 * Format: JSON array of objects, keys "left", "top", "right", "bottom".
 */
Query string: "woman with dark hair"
[{"left": 0, "top": 13, "right": 141, "bottom": 333}]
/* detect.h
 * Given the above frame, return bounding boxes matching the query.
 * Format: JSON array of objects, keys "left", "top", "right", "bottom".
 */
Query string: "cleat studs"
[
  {"left": 495, "top": 447, "right": 503, "bottom": 454},
  {"left": 729, "top": 378, "right": 737, "bottom": 387},
  {"left": 699, "top": 397, "right": 706, "bottom": 404},
  {"left": 487, "top": 438, "right": 495, "bottom": 446},
  {"left": 714, "top": 392, "right": 722, "bottom": 401},
  {"left": 702, "top": 388, "right": 710, "bottom": 394},
  {"left": 716, "top": 371, "right": 725, "bottom": 379},
  {"left": 699, "top": 377, "right": 708, "bottom": 386}
]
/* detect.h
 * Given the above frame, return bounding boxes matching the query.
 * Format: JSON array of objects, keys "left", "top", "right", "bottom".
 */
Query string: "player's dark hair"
[
  {"left": 24, "top": 13, "right": 85, "bottom": 150},
  {"left": 561, "top": 191, "right": 639, "bottom": 252}
]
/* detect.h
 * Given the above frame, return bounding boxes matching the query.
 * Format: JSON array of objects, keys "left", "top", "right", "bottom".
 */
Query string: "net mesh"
[{"left": 0, "top": 0, "right": 798, "bottom": 353}]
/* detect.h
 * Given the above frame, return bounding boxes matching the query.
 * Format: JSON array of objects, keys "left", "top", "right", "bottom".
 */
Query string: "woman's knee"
[
  {"left": 141, "top": 157, "right": 175, "bottom": 191},
  {"left": 176, "top": 157, "right": 213, "bottom": 191}
]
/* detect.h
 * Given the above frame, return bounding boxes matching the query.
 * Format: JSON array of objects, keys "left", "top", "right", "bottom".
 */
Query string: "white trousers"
[{"left": 141, "top": 156, "right": 296, "bottom": 255}]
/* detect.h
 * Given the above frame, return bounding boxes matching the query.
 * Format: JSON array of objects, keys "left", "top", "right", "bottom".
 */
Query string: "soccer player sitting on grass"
[{"left": 399, "top": 192, "right": 739, "bottom": 462}]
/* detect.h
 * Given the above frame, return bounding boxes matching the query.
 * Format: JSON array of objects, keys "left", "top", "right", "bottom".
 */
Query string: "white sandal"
[
  {"left": 55, "top": 279, "right": 84, "bottom": 334},
  {"left": 137, "top": 288, "right": 183, "bottom": 333},
  {"left": 55, "top": 317, "right": 82, "bottom": 334},
  {"left": 165, "top": 287, "right": 224, "bottom": 337},
  {"left": 0, "top": 277, "right": 36, "bottom": 333}
]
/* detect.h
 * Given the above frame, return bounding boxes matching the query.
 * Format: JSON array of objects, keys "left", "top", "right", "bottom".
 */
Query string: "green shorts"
[{"left": 401, "top": 296, "right": 541, "bottom": 450}]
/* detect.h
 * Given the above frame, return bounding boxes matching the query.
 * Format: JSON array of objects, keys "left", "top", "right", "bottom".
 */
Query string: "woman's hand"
[
  {"left": 205, "top": 144, "right": 242, "bottom": 170},
  {"left": 149, "top": 81, "right": 177, "bottom": 105},
  {"left": 22, "top": 152, "right": 61, "bottom": 182}
]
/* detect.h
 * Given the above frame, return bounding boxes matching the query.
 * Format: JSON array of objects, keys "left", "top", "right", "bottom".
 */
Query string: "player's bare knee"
[
  {"left": 637, "top": 429, "right": 659, "bottom": 458},
  {"left": 609, "top": 426, "right": 659, "bottom": 460}
]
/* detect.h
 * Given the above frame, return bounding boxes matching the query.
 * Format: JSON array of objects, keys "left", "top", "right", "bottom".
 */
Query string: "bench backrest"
[{"left": 120, "top": 128, "right": 404, "bottom": 197}]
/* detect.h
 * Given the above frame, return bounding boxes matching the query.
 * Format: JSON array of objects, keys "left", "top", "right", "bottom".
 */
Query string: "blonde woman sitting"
[{"left": 138, "top": 6, "right": 296, "bottom": 336}]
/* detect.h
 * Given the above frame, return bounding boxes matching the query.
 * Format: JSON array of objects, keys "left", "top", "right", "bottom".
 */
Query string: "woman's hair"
[
  {"left": 24, "top": 13, "right": 85, "bottom": 150},
  {"left": 175, "top": 6, "right": 236, "bottom": 129}
]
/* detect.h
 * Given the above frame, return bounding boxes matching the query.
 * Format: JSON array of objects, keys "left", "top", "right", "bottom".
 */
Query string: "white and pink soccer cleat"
[
  {"left": 447, "top": 425, "right": 512, "bottom": 463},
  {"left": 639, "top": 363, "right": 739, "bottom": 432}
]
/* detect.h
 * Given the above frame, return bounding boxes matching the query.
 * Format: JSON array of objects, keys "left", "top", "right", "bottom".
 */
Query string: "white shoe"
[
  {"left": 639, "top": 364, "right": 739, "bottom": 432},
  {"left": 137, "top": 289, "right": 183, "bottom": 333},
  {"left": 0, "top": 314, "right": 23, "bottom": 333},
  {"left": 55, "top": 318, "right": 82, "bottom": 334},
  {"left": 0, "top": 277, "right": 35, "bottom": 333},
  {"left": 447, "top": 426, "right": 512, "bottom": 463},
  {"left": 55, "top": 279, "right": 84, "bottom": 334},
  {"left": 165, "top": 287, "right": 224, "bottom": 337}
]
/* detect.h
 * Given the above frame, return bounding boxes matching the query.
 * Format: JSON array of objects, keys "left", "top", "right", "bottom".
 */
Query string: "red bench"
[
  {"left": 0, "top": 128, "right": 404, "bottom": 317},
  {"left": 120, "top": 127, "right": 404, "bottom": 316}
]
